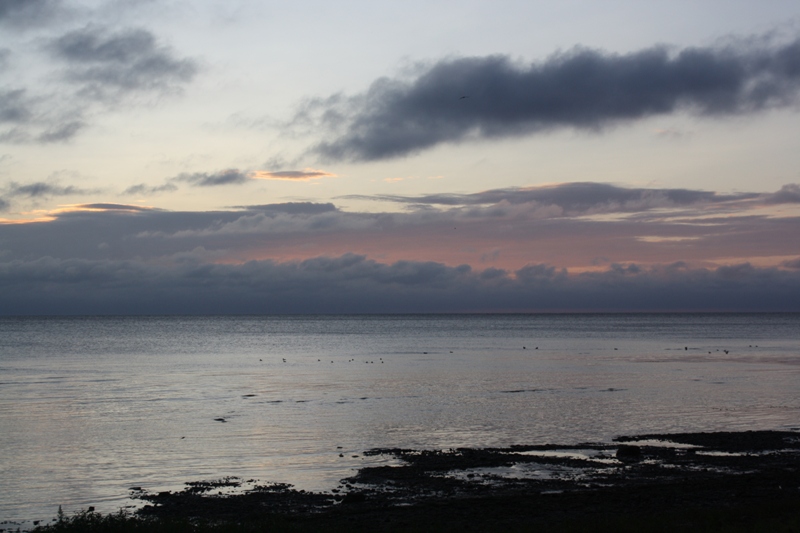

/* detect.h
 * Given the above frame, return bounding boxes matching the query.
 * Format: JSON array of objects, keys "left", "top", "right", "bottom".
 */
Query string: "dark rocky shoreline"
[
  {"left": 18, "top": 429, "right": 800, "bottom": 531},
  {"left": 104, "top": 429, "right": 800, "bottom": 531}
]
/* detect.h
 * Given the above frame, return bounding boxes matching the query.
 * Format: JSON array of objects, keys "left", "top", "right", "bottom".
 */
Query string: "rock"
[
  {"left": 616, "top": 444, "right": 642, "bottom": 462},
  {"left": 341, "top": 492, "right": 367, "bottom": 504}
]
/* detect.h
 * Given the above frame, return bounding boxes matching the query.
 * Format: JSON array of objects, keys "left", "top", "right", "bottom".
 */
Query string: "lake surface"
[{"left": 1, "top": 314, "right": 799, "bottom": 524}]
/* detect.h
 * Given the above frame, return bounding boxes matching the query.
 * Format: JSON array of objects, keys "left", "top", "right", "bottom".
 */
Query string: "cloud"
[
  {"left": 0, "top": 88, "right": 32, "bottom": 124},
  {"left": 47, "top": 26, "right": 198, "bottom": 100},
  {"left": 0, "top": 180, "right": 92, "bottom": 210},
  {"left": 168, "top": 168, "right": 337, "bottom": 188},
  {"left": 36, "top": 120, "right": 86, "bottom": 143},
  {"left": 764, "top": 183, "right": 800, "bottom": 204},
  {"left": 4, "top": 181, "right": 87, "bottom": 197},
  {"left": 251, "top": 168, "right": 337, "bottom": 181},
  {"left": 0, "top": 0, "right": 63, "bottom": 29},
  {"left": 0, "top": 24, "right": 197, "bottom": 144},
  {"left": 235, "top": 202, "right": 338, "bottom": 215},
  {"left": 68, "top": 203, "right": 156, "bottom": 212},
  {"left": 342, "top": 181, "right": 759, "bottom": 215},
  {"left": 296, "top": 35, "right": 800, "bottom": 161},
  {"left": 123, "top": 182, "right": 179, "bottom": 196},
  {"left": 0, "top": 48, "right": 10, "bottom": 70},
  {"left": 1, "top": 254, "right": 799, "bottom": 314},
  {"left": 172, "top": 169, "right": 249, "bottom": 187},
  {"left": 1, "top": 183, "right": 799, "bottom": 302}
]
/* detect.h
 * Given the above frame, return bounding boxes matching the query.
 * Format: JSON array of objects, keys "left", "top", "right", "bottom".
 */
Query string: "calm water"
[{"left": 1, "top": 314, "right": 799, "bottom": 524}]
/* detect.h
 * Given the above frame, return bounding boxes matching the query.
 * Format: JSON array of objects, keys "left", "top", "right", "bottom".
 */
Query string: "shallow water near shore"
[{"left": 1, "top": 313, "right": 799, "bottom": 524}]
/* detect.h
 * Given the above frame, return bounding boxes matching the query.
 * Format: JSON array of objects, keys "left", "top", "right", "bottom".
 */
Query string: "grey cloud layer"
[
  {"left": 342, "top": 182, "right": 763, "bottom": 213},
  {"left": 1, "top": 183, "right": 799, "bottom": 313},
  {"left": 300, "top": 36, "right": 800, "bottom": 161},
  {"left": 2, "top": 254, "right": 799, "bottom": 314},
  {"left": 238, "top": 202, "right": 337, "bottom": 215},
  {"left": 3, "top": 182, "right": 797, "bottom": 256}
]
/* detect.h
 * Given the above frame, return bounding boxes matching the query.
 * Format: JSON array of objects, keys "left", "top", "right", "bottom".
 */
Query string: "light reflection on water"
[{"left": 1, "top": 314, "right": 799, "bottom": 523}]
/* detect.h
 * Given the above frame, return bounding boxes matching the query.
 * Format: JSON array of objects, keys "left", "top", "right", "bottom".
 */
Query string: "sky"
[{"left": 2, "top": 0, "right": 800, "bottom": 314}]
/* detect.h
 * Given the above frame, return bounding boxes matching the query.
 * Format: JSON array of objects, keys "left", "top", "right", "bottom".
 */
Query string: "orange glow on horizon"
[
  {"left": 1, "top": 203, "right": 157, "bottom": 224},
  {"left": 0, "top": 215, "right": 55, "bottom": 225}
]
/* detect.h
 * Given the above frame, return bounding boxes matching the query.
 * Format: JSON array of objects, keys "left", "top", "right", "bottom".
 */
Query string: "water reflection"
[{"left": 1, "top": 314, "right": 799, "bottom": 523}]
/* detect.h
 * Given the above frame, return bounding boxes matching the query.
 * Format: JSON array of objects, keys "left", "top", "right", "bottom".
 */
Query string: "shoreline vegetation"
[{"left": 24, "top": 430, "right": 800, "bottom": 532}]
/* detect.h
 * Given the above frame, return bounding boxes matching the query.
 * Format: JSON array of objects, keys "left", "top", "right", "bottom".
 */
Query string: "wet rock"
[
  {"left": 341, "top": 492, "right": 367, "bottom": 504},
  {"left": 616, "top": 444, "right": 642, "bottom": 462},
  {"left": 127, "top": 429, "right": 800, "bottom": 530}
]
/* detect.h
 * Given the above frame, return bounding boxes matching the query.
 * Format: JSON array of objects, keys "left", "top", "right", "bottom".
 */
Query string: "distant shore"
[{"left": 28, "top": 429, "right": 800, "bottom": 532}]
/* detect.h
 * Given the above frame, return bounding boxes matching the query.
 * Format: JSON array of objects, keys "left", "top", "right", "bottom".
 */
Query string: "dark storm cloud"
[
  {"left": 47, "top": 26, "right": 198, "bottom": 99},
  {"left": 1, "top": 254, "right": 799, "bottom": 314},
  {"left": 299, "top": 36, "right": 800, "bottom": 161},
  {"left": 173, "top": 169, "right": 250, "bottom": 187}
]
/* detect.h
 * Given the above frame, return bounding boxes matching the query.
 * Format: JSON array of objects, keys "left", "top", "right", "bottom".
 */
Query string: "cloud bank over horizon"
[
  {"left": 4, "top": 252, "right": 800, "bottom": 315},
  {"left": 1, "top": 182, "right": 799, "bottom": 314}
]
